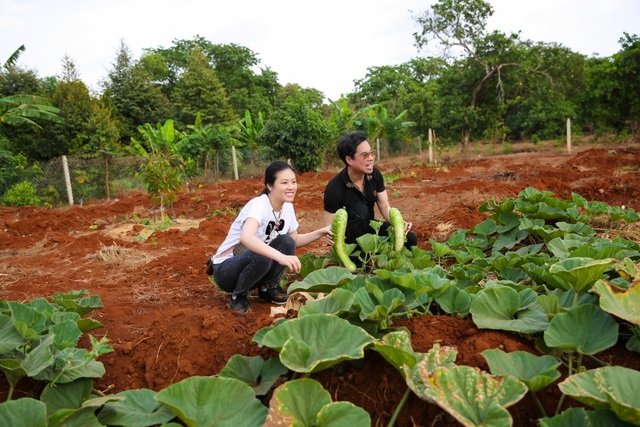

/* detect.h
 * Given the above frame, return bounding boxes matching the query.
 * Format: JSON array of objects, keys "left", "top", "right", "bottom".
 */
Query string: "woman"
[{"left": 209, "top": 161, "right": 331, "bottom": 315}]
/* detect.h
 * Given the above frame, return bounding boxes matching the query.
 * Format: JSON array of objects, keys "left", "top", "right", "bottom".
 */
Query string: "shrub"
[{"left": 2, "top": 181, "right": 41, "bottom": 206}]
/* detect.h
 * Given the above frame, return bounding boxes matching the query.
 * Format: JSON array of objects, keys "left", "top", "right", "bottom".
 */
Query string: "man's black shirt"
[{"left": 323, "top": 166, "right": 385, "bottom": 221}]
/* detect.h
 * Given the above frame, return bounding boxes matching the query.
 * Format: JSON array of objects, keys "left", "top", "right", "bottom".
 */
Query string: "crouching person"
[{"left": 208, "top": 161, "right": 331, "bottom": 315}]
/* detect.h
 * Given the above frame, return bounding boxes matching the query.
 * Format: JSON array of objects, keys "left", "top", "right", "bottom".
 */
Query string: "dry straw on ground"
[{"left": 92, "top": 242, "right": 155, "bottom": 266}]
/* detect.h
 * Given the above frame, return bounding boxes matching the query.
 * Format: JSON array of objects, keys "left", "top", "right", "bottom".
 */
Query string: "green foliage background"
[{"left": 1, "top": 0, "right": 638, "bottom": 205}]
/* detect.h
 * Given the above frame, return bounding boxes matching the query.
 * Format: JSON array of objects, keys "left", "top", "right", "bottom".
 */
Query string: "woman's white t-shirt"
[{"left": 213, "top": 194, "right": 299, "bottom": 264}]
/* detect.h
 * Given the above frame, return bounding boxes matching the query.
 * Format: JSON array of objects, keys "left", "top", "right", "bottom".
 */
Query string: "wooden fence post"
[
  {"left": 566, "top": 118, "right": 572, "bottom": 154},
  {"left": 231, "top": 146, "right": 239, "bottom": 180},
  {"left": 62, "top": 155, "right": 74, "bottom": 206},
  {"left": 428, "top": 128, "right": 434, "bottom": 164}
]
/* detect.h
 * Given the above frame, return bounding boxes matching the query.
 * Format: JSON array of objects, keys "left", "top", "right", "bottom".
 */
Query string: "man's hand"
[{"left": 405, "top": 221, "right": 413, "bottom": 234}]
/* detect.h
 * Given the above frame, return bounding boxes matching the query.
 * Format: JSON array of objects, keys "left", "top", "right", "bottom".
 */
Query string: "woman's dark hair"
[
  {"left": 261, "top": 161, "right": 296, "bottom": 194},
  {"left": 337, "top": 130, "right": 368, "bottom": 165}
]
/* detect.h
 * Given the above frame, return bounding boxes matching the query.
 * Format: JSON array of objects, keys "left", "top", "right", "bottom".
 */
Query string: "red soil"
[{"left": 1, "top": 144, "right": 639, "bottom": 426}]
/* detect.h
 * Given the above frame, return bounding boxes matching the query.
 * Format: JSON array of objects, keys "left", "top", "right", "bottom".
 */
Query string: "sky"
[{"left": 2, "top": 0, "right": 639, "bottom": 101}]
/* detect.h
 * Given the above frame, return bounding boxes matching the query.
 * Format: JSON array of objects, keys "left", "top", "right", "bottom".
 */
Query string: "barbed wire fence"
[
  {"left": 0, "top": 137, "right": 430, "bottom": 208},
  {"left": 0, "top": 154, "right": 278, "bottom": 208}
]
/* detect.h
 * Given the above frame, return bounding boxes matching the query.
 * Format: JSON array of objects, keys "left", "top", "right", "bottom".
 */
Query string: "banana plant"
[
  {"left": 236, "top": 110, "right": 264, "bottom": 163},
  {"left": 129, "top": 119, "right": 185, "bottom": 221},
  {"left": 1, "top": 46, "right": 62, "bottom": 129}
]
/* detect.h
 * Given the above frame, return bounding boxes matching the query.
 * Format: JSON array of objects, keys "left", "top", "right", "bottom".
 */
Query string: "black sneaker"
[
  {"left": 229, "top": 295, "right": 251, "bottom": 315},
  {"left": 258, "top": 286, "right": 289, "bottom": 304}
]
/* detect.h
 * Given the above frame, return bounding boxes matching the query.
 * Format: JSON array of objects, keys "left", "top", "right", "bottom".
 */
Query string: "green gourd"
[
  {"left": 389, "top": 207, "right": 405, "bottom": 251},
  {"left": 331, "top": 208, "right": 357, "bottom": 272}
]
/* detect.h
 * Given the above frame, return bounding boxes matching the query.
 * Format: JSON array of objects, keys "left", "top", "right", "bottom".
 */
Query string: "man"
[{"left": 323, "top": 130, "right": 417, "bottom": 251}]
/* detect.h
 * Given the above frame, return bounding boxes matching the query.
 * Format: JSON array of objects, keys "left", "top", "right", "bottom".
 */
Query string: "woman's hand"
[
  {"left": 321, "top": 224, "right": 334, "bottom": 246},
  {"left": 405, "top": 221, "right": 413, "bottom": 234},
  {"left": 279, "top": 254, "right": 302, "bottom": 273}
]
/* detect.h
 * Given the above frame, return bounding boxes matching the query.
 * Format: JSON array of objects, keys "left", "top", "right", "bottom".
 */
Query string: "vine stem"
[
  {"left": 387, "top": 387, "right": 411, "bottom": 427},
  {"left": 531, "top": 391, "right": 547, "bottom": 418}
]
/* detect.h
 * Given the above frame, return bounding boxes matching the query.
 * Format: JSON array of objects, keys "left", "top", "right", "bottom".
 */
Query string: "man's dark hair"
[{"left": 337, "top": 131, "right": 368, "bottom": 165}]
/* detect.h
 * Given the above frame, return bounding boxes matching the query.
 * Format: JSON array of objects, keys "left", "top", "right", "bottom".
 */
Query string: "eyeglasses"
[{"left": 359, "top": 149, "right": 376, "bottom": 159}]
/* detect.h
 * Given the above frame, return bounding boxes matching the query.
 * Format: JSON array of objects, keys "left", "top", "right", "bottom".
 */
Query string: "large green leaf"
[
  {"left": 481, "top": 349, "right": 561, "bottom": 392},
  {"left": 298, "top": 288, "right": 356, "bottom": 317},
  {"left": 546, "top": 235, "right": 592, "bottom": 259},
  {"left": 0, "top": 358, "right": 25, "bottom": 393},
  {"left": 154, "top": 376, "right": 267, "bottom": 427},
  {"left": 0, "top": 313, "right": 25, "bottom": 353},
  {"left": 41, "top": 379, "right": 120, "bottom": 426},
  {"left": 32, "top": 345, "right": 105, "bottom": 383},
  {"left": 559, "top": 366, "right": 640, "bottom": 425},
  {"left": 430, "top": 239, "right": 454, "bottom": 258},
  {"left": 492, "top": 227, "right": 529, "bottom": 252},
  {"left": 97, "top": 389, "right": 174, "bottom": 427},
  {"left": 0, "top": 398, "right": 47, "bottom": 427},
  {"left": 406, "top": 364, "right": 527, "bottom": 427},
  {"left": 434, "top": 285, "right": 472, "bottom": 316},
  {"left": 548, "top": 257, "right": 617, "bottom": 293},
  {"left": 47, "top": 408, "right": 103, "bottom": 427},
  {"left": 374, "top": 329, "right": 421, "bottom": 373},
  {"left": 539, "top": 407, "right": 637, "bottom": 426},
  {"left": 266, "top": 378, "right": 370, "bottom": 426},
  {"left": 218, "top": 355, "right": 288, "bottom": 396},
  {"left": 544, "top": 304, "right": 618, "bottom": 355},
  {"left": 40, "top": 377, "right": 94, "bottom": 413},
  {"left": 471, "top": 219, "right": 498, "bottom": 236},
  {"left": 50, "top": 290, "right": 103, "bottom": 317},
  {"left": 287, "top": 267, "right": 357, "bottom": 293},
  {"left": 592, "top": 280, "right": 640, "bottom": 325},
  {"left": 7, "top": 301, "right": 46, "bottom": 337},
  {"left": 316, "top": 401, "right": 371, "bottom": 426},
  {"left": 376, "top": 330, "right": 457, "bottom": 375},
  {"left": 354, "top": 286, "right": 405, "bottom": 325},
  {"left": 260, "top": 314, "right": 374, "bottom": 373},
  {"left": 49, "top": 320, "right": 83, "bottom": 349},
  {"left": 23, "top": 334, "right": 55, "bottom": 377},
  {"left": 470, "top": 286, "right": 549, "bottom": 333}
]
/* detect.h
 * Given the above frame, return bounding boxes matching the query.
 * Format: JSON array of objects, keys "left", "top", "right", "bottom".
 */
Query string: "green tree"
[
  {"left": 37, "top": 56, "right": 94, "bottom": 158},
  {"left": 0, "top": 46, "right": 42, "bottom": 95},
  {"left": 175, "top": 113, "right": 224, "bottom": 180},
  {"left": 236, "top": 110, "right": 265, "bottom": 164},
  {"left": 78, "top": 95, "right": 122, "bottom": 200},
  {"left": 129, "top": 120, "right": 184, "bottom": 220},
  {"left": 413, "top": 0, "right": 523, "bottom": 148},
  {"left": 502, "top": 42, "right": 584, "bottom": 141},
  {"left": 172, "top": 48, "right": 236, "bottom": 128},
  {"left": 613, "top": 33, "right": 640, "bottom": 136},
  {"left": 208, "top": 42, "right": 280, "bottom": 117},
  {"left": 104, "top": 41, "right": 172, "bottom": 143},
  {"left": 580, "top": 33, "right": 640, "bottom": 137},
  {"left": 377, "top": 106, "right": 416, "bottom": 154},
  {"left": 328, "top": 97, "right": 380, "bottom": 139},
  {"left": 259, "top": 91, "right": 332, "bottom": 173},
  {"left": 0, "top": 47, "right": 62, "bottom": 159},
  {"left": 1, "top": 47, "right": 60, "bottom": 131},
  {"left": 145, "top": 37, "right": 280, "bottom": 119},
  {"left": 350, "top": 58, "right": 444, "bottom": 142}
]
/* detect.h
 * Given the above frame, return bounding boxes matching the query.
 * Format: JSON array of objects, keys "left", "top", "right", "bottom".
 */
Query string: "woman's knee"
[{"left": 270, "top": 234, "right": 296, "bottom": 255}]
